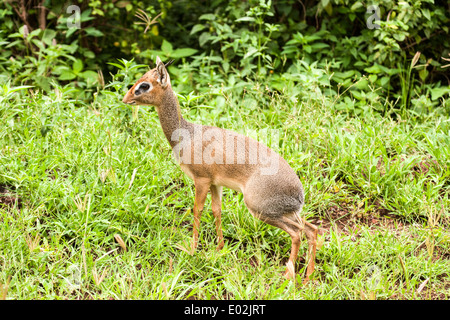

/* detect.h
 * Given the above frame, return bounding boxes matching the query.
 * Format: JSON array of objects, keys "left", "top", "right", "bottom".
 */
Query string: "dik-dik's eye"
[{"left": 135, "top": 82, "right": 152, "bottom": 95}]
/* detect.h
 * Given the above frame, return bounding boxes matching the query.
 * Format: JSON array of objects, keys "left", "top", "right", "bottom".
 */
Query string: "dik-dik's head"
[{"left": 122, "top": 56, "right": 174, "bottom": 107}]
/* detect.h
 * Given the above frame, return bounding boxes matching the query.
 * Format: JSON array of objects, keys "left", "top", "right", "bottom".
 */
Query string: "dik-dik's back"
[{"left": 122, "top": 56, "right": 317, "bottom": 283}]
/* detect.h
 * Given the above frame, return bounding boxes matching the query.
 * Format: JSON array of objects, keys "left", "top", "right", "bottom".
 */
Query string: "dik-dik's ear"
[{"left": 155, "top": 56, "right": 170, "bottom": 89}]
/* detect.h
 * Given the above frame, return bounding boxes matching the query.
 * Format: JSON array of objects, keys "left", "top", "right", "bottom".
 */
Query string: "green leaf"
[
  {"left": 79, "top": 70, "right": 98, "bottom": 85},
  {"left": 42, "top": 29, "right": 56, "bottom": 46},
  {"left": 243, "top": 47, "right": 259, "bottom": 59},
  {"left": 171, "top": 48, "right": 198, "bottom": 58},
  {"left": 31, "top": 39, "right": 45, "bottom": 51},
  {"left": 350, "top": 2, "right": 363, "bottom": 11},
  {"left": 161, "top": 40, "right": 173, "bottom": 54},
  {"left": 199, "top": 32, "right": 211, "bottom": 47},
  {"left": 354, "top": 79, "right": 368, "bottom": 90},
  {"left": 80, "top": 70, "right": 98, "bottom": 78},
  {"left": 322, "top": 0, "right": 333, "bottom": 15},
  {"left": 128, "top": 64, "right": 148, "bottom": 71},
  {"left": 351, "top": 90, "right": 364, "bottom": 100},
  {"left": 73, "top": 59, "right": 83, "bottom": 74},
  {"left": 380, "top": 76, "right": 390, "bottom": 87},
  {"left": 66, "top": 27, "right": 78, "bottom": 38},
  {"left": 107, "top": 62, "right": 125, "bottom": 70},
  {"left": 59, "top": 70, "right": 76, "bottom": 80},
  {"left": 199, "top": 13, "right": 216, "bottom": 21},
  {"left": 236, "top": 17, "right": 255, "bottom": 22},
  {"left": 5, "top": 40, "right": 21, "bottom": 48},
  {"left": 84, "top": 27, "right": 104, "bottom": 37},
  {"left": 429, "top": 86, "right": 450, "bottom": 101},
  {"left": 80, "top": 9, "right": 95, "bottom": 22},
  {"left": 310, "top": 43, "right": 330, "bottom": 50},
  {"left": 4, "top": 85, "right": 34, "bottom": 95},
  {"left": 190, "top": 24, "right": 205, "bottom": 35},
  {"left": 364, "top": 64, "right": 382, "bottom": 74},
  {"left": 83, "top": 50, "right": 95, "bottom": 59},
  {"left": 418, "top": 68, "right": 428, "bottom": 82}
]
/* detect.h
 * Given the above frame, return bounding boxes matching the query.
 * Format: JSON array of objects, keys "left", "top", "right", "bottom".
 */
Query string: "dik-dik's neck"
[{"left": 156, "top": 88, "right": 189, "bottom": 148}]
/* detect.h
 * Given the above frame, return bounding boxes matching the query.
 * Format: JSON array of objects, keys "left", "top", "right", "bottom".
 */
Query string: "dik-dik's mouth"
[{"left": 122, "top": 99, "right": 136, "bottom": 105}]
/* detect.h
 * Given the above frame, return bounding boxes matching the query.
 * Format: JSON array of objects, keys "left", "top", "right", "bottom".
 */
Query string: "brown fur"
[{"left": 123, "top": 57, "right": 318, "bottom": 283}]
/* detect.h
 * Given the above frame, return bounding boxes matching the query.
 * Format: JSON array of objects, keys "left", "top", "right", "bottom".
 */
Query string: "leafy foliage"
[{"left": 0, "top": 0, "right": 448, "bottom": 114}]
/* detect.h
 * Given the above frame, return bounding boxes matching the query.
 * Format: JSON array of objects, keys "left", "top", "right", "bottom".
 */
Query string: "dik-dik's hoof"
[
  {"left": 284, "top": 260, "right": 296, "bottom": 279},
  {"left": 216, "top": 241, "right": 224, "bottom": 252}
]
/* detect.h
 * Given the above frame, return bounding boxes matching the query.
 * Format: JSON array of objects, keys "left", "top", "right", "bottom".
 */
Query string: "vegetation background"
[{"left": 0, "top": 0, "right": 449, "bottom": 299}]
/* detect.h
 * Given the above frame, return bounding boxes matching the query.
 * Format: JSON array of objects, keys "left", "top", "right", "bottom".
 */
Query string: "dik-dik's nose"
[{"left": 122, "top": 88, "right": 135, "bottom": 104}]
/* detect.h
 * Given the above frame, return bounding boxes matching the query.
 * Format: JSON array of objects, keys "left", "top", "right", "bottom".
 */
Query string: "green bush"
[{"left": 0, "top": 0, "right": 448, "bottom": 114}]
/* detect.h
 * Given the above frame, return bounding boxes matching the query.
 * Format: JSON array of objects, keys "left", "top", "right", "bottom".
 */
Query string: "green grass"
[{"left": 0, "top": 81, "right": 449, "bottom": 300}]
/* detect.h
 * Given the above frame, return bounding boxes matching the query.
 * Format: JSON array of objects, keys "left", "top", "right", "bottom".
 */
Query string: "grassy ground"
[{"left": 0, "top": 80, "right": 449, "bottom": 299}]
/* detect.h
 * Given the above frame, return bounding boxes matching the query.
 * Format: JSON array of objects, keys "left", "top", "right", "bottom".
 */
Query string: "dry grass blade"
[
  {"left": 81, "top": 243, "right": 88, "bottom": 278},
  {"left": 25, "top": 233, "right": 40, "bottom": 252},
  {"left": 425, "top": 202, "right": 443, "bottom": 258},
  {"left": 174, "top": 240, "right": 193, "bottom": 255},
  {"left": 96, "top": 248, "right": 118, "bottom": 262},
  {"left": 97, "top": 69, "right": 105, "bottom": 88},
  {"left": 399, "top": 256, "right": 407, "bottom": 274},
  {"left": 93, "top": 267, "right": 109, "bottom": 286},
  {"left": 128, "top": 168, "right": 138, "bottom": 189},
  {"left": 0, "top": 276, "right": 11, "bottom": 300},
  {"left": 411, "top": 51, "right": 421, "bottom": 68},
  {"left": 134, "top": 9, "right": 162, "bottom": 33},
  {"left": 440, "top": 53, "right": 450, "bottom": 68},
  {"left": 73, "top": 193, "right": 90, "bottom": 212},
  {"left": 161, "top": 281, "right": 170, "bottom": 299},
  {"left": 100, "top": 168, "right": 109, "bottom": 183},
  {"left": 359, "top": 290, "right": 366, "bottom": 300},
  {"left": 114, "top": 234, "right": 127, "bottom": 251},
  {"left": 417, "top": 278, "right": 429, "bottom": 294},
  {"left": 168, "top": 257, "right": 173, "bottom": 274}
]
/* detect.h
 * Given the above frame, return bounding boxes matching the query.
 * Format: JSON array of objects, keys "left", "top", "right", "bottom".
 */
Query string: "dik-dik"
[{"left": 123, "top": 57, "right": 318, "bottom": 283}]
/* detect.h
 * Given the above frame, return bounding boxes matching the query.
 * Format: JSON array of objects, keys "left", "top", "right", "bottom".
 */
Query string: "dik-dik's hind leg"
[
  {"left": 191, "top": 178, "right": 210, "bottom": 253},
  {"left": 210, "top": 185, "right": 224, "bottom": 251},
  {"left": 302, "top": 220, "right": 318, "bottom": 284},
  {"left": 283, "top": 215, "right": 318, "bottom": 284},
  {"left": 247, "top": 211, "right": 302, "bottom": 280}
]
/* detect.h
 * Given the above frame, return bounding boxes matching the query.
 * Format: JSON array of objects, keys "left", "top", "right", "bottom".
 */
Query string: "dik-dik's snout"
[{"left": 122, "top": 89, "right": 136, "bottom": 104}]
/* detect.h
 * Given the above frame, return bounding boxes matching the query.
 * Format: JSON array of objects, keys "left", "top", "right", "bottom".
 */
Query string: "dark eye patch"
[
  {"left": 135, "top": 82, "right": 151, "bottom": 95},
  {"left": 139, "top": 83, "right": 150, "bottom": 91}
]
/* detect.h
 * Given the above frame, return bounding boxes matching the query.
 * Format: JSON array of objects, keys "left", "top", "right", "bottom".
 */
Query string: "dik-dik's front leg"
[
  {"left": 191, "top": 178, "right": 210, "bottom": 253},
  {"left": 210, "top": 185, "right": 224, "bottom": 251}
]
